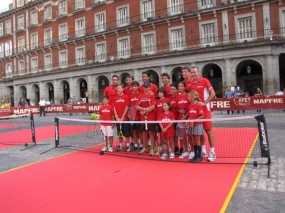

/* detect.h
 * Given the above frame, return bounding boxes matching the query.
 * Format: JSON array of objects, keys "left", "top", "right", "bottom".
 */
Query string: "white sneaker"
[
  {"left": 179, "top": 152, "right": 189, "bottom": 159},
  {"left": 201, "top": 151, "right": 208, "bottom": 157},
  {"left": 101, "top": 146, "right": 107, "bottom": 151},
  {"left": 161, "top": 153, "right": 168, "bottom": 160},
  {"left": 207, "top": 152, "right": 216, "bottom": 162},
  {"left": 169, "top": 153, "right": 175, "bottom": 159},
  {"left": 188, "top": 152, "right": 195, "bottom": 160},
  {"left": 108, "top": 147, "right": 113, "bottom": 152}
]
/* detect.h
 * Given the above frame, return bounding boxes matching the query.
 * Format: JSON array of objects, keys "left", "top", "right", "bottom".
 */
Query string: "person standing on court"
[
  {"left": 181, "top": 66, "right": 193, "bottom": 92},
  {"left": 224, "top": 86, "right": 234, "bottom": 115},
  {"left": 104, "top": 75, "right": 119, "bottom": 105},
  {"left": 138, "top": 72, "right": 158, "bottom": 95},
  {"left": 189, "top": 66, "right": 216, "bottom": 162},
  {"left": 39, "top": 97, "right": 46, "bottom": 117},
  {"left": 123, "top": 75, "right": 134, "bottom": 95},
  {"left": 161, "top": 73, "right": 171, "bottom": 98}
]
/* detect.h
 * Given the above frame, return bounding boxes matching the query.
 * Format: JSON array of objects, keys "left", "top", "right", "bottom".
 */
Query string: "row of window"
[
  {"left": 0, "top": 12, "right": 268, "bottom": 58},
  {"left": 0, "top": 0, "right": 252, "bottom": 36}
]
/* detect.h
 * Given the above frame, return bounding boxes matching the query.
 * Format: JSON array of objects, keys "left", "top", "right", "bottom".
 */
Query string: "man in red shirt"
[
  {"left": 135, "top": 81, "right": 156, "bottom": 156},
  {"left": 161, "top": 73, "right": 171, "bottom": 98},
  {"left": 138, "top": 72, "right": 158, "bottom": 95},
  {"left": 182, "top": 66, "right": 193, "bottom": 92},
  {"left": 189, "top": 66, "right": 216, "bottom": 161},
  {"left": 113, "top": 84, "right": 132, "bottom": 151},
  {"left": 104, "top": 75, "right": 119, "bottom": 105},
  {"left": 123, "top": 75, "right": 134, "bottom": 95}
]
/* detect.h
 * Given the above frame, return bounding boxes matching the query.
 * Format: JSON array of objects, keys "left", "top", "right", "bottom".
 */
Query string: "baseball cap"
[{"left": 143, "top": 81, "right": 151, "bottom": 87}]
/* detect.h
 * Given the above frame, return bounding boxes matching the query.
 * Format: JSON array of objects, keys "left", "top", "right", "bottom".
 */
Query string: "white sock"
[
  {"left": 148, "top": 139, "right": 151, "bottom": 146},
  {"left": 135, "top": 143, "right": 138, "bottom": 147},
  {"left": 210, "top": 147, "right": 215, "bottom": 153},
  {"left": 202, "top": 145, "right": 206, "bottom": 152},
  {"left": 120, "top": 143, "right": 123, "bottom": 148},
  {"left": 126, "top": 143, "right": 129, "bottom": 147}
]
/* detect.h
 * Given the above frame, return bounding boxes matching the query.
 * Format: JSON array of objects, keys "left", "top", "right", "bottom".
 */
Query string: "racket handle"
[{"left": 145, "top": 120, "right": 148, "bottom": 130}]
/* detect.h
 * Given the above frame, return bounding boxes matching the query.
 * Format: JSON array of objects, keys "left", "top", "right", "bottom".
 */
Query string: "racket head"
[
  {"left": 129, "top": 105, "right": 137, "bottom": 120},
  {"left": 176, "top": 122, "right": 187, "bottom": 139}
]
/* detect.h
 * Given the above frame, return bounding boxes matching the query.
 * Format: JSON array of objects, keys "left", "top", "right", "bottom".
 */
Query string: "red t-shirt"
[
  {"left": 169, "top": 94, "right": 178, "bottom": 119},
  {"left": 136, "top": 93, "right": 156, "bottom": 121},
  {"left": 99, "top": 105, "right": 114, "bottom": 126},
  {"left": 123, "top": 86, "right": 133, "bottom": 95},
  {"left": 158, "top": 111, "right": 175, "bottom": 137},
  {"left": 189, "top": 78, "right": 213, "bottom": 102},
  {"left": 162, "top": 84, "right": 171, "bottom": 98},
  {"left": 184, "top": 78, "right": 193, "bottom": 93},
  {"left": 138, "top": 83, "right": 158, "bottom": 95},
  {"left": 113, "top": 94, "right": 129, "bottom": 121},
  {"left": 156, "top": 98, "right": 170, "bottom": 120},
  {"left": 104, "top": 86, "right": 117, "bottom": 105},
  {"left": 175, "top": 93, "right": 189, "bottom": 120},
  {"left": 129, "top": 92, "right": 141, "bottom": 121},
  {"left": 187, "top": 101, "right": 204, "bottom": 126}
]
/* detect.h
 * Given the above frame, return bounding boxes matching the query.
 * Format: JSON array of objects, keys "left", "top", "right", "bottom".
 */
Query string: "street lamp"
[
  {"left": 81, "top": 81, "right": 85, "bottom": 88},
  {"left": 102, "top": 79, "right": 105, "bottom": 85},
  {"left": 247, "top": 65, "right": 251, "bottom": 75},
  {"left": 177, "top": 72, "right": 182, "bottom": 80}
]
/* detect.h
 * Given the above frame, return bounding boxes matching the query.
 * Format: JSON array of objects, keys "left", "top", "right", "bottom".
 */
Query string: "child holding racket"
[
  {"left": 99, "top": 96, "right": 114, "bottom": 152},
  {"left": 187, "top": 91, "right": 204, "bottom": 162},
  {"left": 113, "top": 84, "right": 132, "bottom": 151},
  {"left": 176, "top": 82, "right": 190, "bottom": 159},
  {"left": 159, "top": 101, "right": 175, "bottom": 159}
]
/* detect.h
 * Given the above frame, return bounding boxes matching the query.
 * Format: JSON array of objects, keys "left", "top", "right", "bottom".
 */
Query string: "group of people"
[
  {"left": 0, "top": 99, "right": 11, "bottom": 108},
  {"left": 99, "top": 66, "right": 216, "bottom": 162},
  {"left": 224, "top": 86, "right": 264, "bottom": 114}
]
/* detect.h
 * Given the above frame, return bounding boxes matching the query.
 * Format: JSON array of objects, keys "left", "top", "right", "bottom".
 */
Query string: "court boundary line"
[{"left": 219, "top": 133, "right": 259, "bottom": 213}]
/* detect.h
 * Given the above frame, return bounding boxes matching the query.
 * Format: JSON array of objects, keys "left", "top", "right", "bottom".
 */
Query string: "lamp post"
[
  {"left": 247, "top": 65, "right": 251, "bottom": 75},
  {"left": 177, "top": 72, "right": 182, "bottom": 80},
  {"left": 210, "top": 69, "right": 214, "bottom": 77}
]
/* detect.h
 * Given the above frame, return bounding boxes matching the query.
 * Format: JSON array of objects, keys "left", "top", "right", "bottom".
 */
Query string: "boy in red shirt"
[
  {"left": 99, "top": 96, "right": 114, "bottom": 152},
  {"left": 113, "top": 84, "right": 132, "bottom": 151}
]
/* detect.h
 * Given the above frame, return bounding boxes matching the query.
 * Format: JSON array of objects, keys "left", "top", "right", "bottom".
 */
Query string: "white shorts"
[{"left": 100, "top": 125, "right": 113, "bottom": 137}]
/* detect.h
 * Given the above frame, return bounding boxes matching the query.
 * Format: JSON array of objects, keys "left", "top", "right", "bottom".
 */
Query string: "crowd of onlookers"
[{"left": 0, "top": 99, "right": 11, "bottom": 108}]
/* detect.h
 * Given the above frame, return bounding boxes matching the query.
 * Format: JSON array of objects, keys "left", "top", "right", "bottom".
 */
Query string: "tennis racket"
[
  {"left": 118, "top": 124, "right": 124, "bottom": 138},
  {"left": 139, "top": 98, "right": 151, "bottom": 131},
  {"left": 129, "top": 105, "right": 137, "bottom": 122},
  {"left": 176, "top": 122, "right": 187, "bottom": 139}
]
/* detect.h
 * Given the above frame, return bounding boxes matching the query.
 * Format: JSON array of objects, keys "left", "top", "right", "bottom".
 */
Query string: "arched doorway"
[
  {"left": 171, "top": 67, "right": 183, "bottom": 86},
  {"left": 34, "top": 84, "right": 40, "bottom": 104},
  {"left": 237, "top": 60, "right": 263, "bottom": 96},
  {"left": 120, "top": 72, "right": 130, "bottom": 86},
  {"left": 63, "top": 81, "right": 70, "bottom": 104},
  {"left": 98, "top": 76, "right": 109, "bottom": 102},
  {"left": 47, "top": 83, "right": 54, "bottom": 102},
  {"left": 79, "top": 79, "right": 88, "bottom": 103},
  {"left": 19, "top": 86, "right": 27, "bottom": 99},
  {"left": 202, "top": 64, "right": 223, "bottom": 97}
]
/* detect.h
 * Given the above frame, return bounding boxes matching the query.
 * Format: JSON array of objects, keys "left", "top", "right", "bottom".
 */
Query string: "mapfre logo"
[{"left": 233, "top": 97, "right": 251, "bottom": 106}]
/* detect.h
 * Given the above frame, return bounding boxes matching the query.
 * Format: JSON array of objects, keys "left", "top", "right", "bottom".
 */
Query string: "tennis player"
[
  {"left": 104, "top": 75, "right": 119, "bottom": 105},
  {"left": 99, "top": 96, "right": 114, "bottom": 152},
  {"left": 138, "top": 72, "right": 158, "bottom": 95},
  {"left": 182, "top": 66, "right": 193, "bottom": 92},
  {"left": 113, "top": 84, "right": 132, "bottom": 151},
  {"left": 135, "top": 81, "right": 156, "bottom": 156},
  {"left": 156, "top": 87, "right": 170, "bottom": 148},
  {"left": 123, "top": 75, "right": 134, "bottom": 95},
  {"left": 158, "top": 101, "right": 175, "bottom": 159},
  {"left": 189, "top": 66, "right": 216, "bottom": 162},
  {"left": 187, "top": 91, "right": 204, "bottom": 163},
  {"left": 169, "top": 84, "right": 179, "bottom": 155},
  {"left": 128, "top": 81, "right": 142, "bottom": 151},
  {"left": 176, "top": 82, "right": 190, "bottom": 158},
  {"left": 161, "top": 73, "right": 171, "bottom": 98}
]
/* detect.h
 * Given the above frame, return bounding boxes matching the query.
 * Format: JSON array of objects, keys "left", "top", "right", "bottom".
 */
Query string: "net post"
[
  {"left": 254, "top": 114, "right": 271, "bottom": 178},
  {"left": 30, "top": 113, "right": 36, "bottom": 144},
  {"left": 55, "top": 117, "right": 59, "bottom": 147}
]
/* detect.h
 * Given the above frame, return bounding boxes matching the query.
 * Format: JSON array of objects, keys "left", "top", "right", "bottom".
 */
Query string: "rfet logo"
[{"left": 233, "top": 97, "right": 251, "bottom": 106}]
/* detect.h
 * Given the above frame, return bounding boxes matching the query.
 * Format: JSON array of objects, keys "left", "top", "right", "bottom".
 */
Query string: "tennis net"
[
  {"left": 0, "top": 113, "right": 36, "bottom": 146},
  {"left": 54, "top": 115, "right": 270, "bottom": 173}
]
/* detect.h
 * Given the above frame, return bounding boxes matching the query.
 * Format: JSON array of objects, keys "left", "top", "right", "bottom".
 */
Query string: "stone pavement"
[
  {"left": 213, "top": 110, "right": 285, "bottom": 213},
  {"left": 0, "top": 111, "right": 284, "bottom": 212}
]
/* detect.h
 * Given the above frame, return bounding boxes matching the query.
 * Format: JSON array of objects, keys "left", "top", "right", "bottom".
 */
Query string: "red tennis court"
[{"left": 0, "top": 127, "right": 258, "bottom": 212}]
